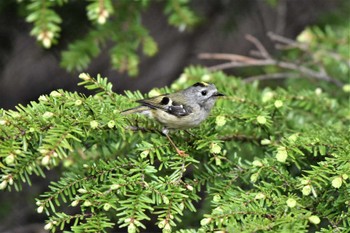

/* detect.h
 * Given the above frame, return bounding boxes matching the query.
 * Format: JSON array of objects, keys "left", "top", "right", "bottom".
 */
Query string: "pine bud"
[
  {"left": 286, "top": 198, "right": 297, "bottom": 208},
  {"left": 308, "top": 215, "right": 321, "bottom": 225},
  {"left": 41, "top": 155, "right": 51, "bottom": 166},
  {"left": 107, "top": 120, "right": 115, "bottom": 128},
  {"left": 276, "top": 146, "right": 288, "bottom": 162},
  {"left": 90, "top": 120, "right": 99, "bottom": 129},
  {"left": 256, "top": 115, "right": 267, "bottom": 125},
  {"left": 0, "top": 180, "right": 8, "bottom": 190},
  {"left": 200, "top": 218, "right": 212, "bottom": 226},
  {"left": 37, "top": 206, "right": 44, "bottom": 213},
  {"left": 103, "top": 203, "right": 111, "bottom": 211},
  {"left": 215, "top": 115, "right": 226, "bottom": 127},
  {"left": 79, "top": 73, "right": 90, "bottom": 81},
  {"left": 78, "top": 188, "right": 88, "bottom": 194},
  {"left": 44, "top": 222, "right": 53, "bottom": 230},
  {"left": 274, "top": 100, "right": 283, "bottom": 108},
  {"left": 331, "top": 176, "right": 342, "bottom": 188}
]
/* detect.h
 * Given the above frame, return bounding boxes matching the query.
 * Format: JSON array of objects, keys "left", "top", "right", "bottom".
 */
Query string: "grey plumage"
[{"left": 121, "top": 82, "right": 224, "bottom": 130}]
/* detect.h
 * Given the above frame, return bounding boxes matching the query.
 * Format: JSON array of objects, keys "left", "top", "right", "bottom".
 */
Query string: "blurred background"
[
  {"left": 0, "top": 0, "right": 349, "bottom": 232},
  {"left": 0, "top": 0, "right": 348, "bottom": 109}
]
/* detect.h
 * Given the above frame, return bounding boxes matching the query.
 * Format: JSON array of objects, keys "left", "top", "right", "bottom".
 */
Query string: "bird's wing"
[{"left": 137, "top": 95, "right": 192, "bottom": 117}]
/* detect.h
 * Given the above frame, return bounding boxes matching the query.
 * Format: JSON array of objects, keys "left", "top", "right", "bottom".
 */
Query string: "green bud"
[
  {"left": 75, "top": 99, "right": 82, "bottom": 106},
  {"left": 200, "top": 218, "right": 212, "bottom": 226},
  {"left": 315, "top": 88, "right": 322, "bottom": 95},
  {"left": 43, "top": 111, "right": 54, "bottom": 118},
  {"left": 257, "top": 115, "right": 267, "bottom": 125},
  {"left": 44, "top": 222, "right": 53, "bottom": 230},
  {"left": 215, "top": 157, "right": 222, "bottom": 166},
  {"left": 103, "top": 203, "right": 111, "bottom": 211},
  {"left": 0, "top": 180, "right": 8, "bottom": 190},
  {"left": 110, "top": 184, "right": 120, "bottom": 190},
  {"left": 215, "top": 115, "right": 226, "bottom": 127},
  {"left": 78, "top": 188, "right": 88, "bottom": 194},
  {"left": 90, "top": 120, "right": 99, "bottom": 129},
  {"left": 5, "top": 154, "right": 15, "bottom": 165},
  {"left": 308, "top": 215, "right": 321, "bottom": 225},
  {"left": 163, "top": 223, "right": 171, "bottom": 233},
  {"left": 41, "top": 155, "right": 51, "bottom": 166},
  {"left": 127, "top": 223, "right": 136, "bottom": 233},
  {"left": 252, "top": 160, "right": 263, "bottom": 167},
  {"left": 148, "top": 89, "right": 161, "bottom": 98},
  {"left": 38, "top": 95, "right": 48, "bottom": 102},
  {"left": 288, "top": 133, "right": 299, "bottom": 143},
  {"left": 50, "top": 91, "right": 62, "bottom": 97},
  {"left": 162, "top": 196, "right": 169, "bottom": 205},
  {"left": 260, "top": 139, "right": 271, "bottom": 145},
  {"left": 201, "top": 74, "right": 212, "bottom": 82},
  {"left": 342, "top": 84, "right": 350, "bottom": 92},
  {"left": 262, "top": 91, "right": 274, "bottom": 102},
  {"left": 158, "top": 219, "right": 166, "bottom": 228},
  {"left": 79, "top": 73, "right": 91, "bottom": 81},
  {"left": 210, "top": 143, "right": 221, "bottom": 154},
  {"left": 140, "top": 150, "right": 149, "bottom": 158},
  {"left": 213, "top": 194, "right": 221, "bottom": 202},
  {"left": 250, "top": 173, "right": 259, "bottom": 183},
  {"left": 331, "top": 176, "right": 342, "bottom": 188},
  {"left": 286, "top": 198, "right": 297, "bottom": 208},
  {"left": 276, "top": 146, "right": 288, "bottom": 162},
  {"left": 71, "top": 200, "right": 79, "bottom": 207},
  {"left": 178, "top": 73, "right": 188, "bottom": 84},
  {"left": 83, "top": 200, "right": 92, "bottom": 206},
  {"left": 254, "top": 192, "right": 265, "bottom": 199},
  {"left": 107, "top": 120, "right": 115, "bottom": 128},
  {"left": 274, "top": 100, "right": 283, "bottom": 108},
  {"left": 302, "top": 185, "right": 312, "bottom": 196},
  {"left": 37, "top": 206, "right": 44, "bottom": 213}
]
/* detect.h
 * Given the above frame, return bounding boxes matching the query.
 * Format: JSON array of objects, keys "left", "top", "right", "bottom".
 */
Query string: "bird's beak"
[{"left": 212, "top": 92, "right": 225, "bottom": 97}]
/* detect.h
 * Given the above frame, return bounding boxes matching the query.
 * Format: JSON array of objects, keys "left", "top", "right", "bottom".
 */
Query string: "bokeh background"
[
  {"left": 0, "top": 0, "right": 349, "bottom": 232},
  {"left": 1, "top": 0, "right": 347, "bottom": 109}
]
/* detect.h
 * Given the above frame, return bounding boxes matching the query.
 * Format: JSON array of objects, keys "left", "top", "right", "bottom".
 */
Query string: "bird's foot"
[{"left": 175, "top": 148, "right": 188, "bottom": 157}]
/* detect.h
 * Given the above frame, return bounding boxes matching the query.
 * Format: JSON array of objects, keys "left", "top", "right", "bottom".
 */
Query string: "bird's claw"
[{"left": 176, "top": 148, "right": 188, "bottom": 157}]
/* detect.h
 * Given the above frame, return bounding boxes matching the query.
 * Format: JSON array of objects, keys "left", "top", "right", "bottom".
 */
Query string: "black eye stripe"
[{"left": 160, "top": 97, "right": 170, "bottom": 105}]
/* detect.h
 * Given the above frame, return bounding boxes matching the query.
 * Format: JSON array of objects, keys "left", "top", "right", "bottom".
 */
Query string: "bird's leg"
[{"left": 162, "top": 128, "right": 188, "bottom": 157}]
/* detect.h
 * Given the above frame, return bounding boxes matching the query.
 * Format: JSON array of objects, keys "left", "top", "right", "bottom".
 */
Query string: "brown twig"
[
  {"left": 267, "top": 31, "right": 306, "bottom": 50},
  {"left": 245, "top": 34, "right": 271, "bottom": 59},
  {"left": 244, "top": 72, "right": 297, "bottom": 83},
  {"left": 198, "top": 33, "right": 344, "bottom": 87},
  {"left": 198, "top": 53, "right": 258, "bottom": 63}
]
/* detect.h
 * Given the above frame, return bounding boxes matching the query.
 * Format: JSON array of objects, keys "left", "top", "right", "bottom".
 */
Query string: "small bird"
[{"left": 121, "top": 82, "right": 224, "bottom": 155}]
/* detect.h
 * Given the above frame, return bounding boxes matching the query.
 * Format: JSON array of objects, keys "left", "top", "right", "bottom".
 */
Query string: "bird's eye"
[{"left": 201, "top": 90, "right": 207, "bottom": 96}]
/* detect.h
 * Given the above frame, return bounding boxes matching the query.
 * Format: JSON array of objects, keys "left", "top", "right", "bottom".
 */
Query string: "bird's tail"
[{"left": 120, "top": 106, "right": 150, "bottom": 115}]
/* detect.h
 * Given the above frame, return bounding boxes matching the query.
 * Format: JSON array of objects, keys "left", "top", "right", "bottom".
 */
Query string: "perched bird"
[{"left": 121, "top": 82, "right": 224, "bottom": 155}]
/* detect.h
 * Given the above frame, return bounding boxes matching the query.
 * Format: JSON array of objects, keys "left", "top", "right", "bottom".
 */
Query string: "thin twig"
[
  {"left": 267, "top": 32, "right": 304, "bottom": 48},
  {"left": 244, "top": 72, "right": 297, "bottom": 83},
  {"left": 245, "top": 34, "right": 271, "bottom": 59},
  {"left": 198, "top": 33, "right": 344, "bottom": 87},
  {"left": 198, "top": 53, "right": 258, "bottom": 63}
]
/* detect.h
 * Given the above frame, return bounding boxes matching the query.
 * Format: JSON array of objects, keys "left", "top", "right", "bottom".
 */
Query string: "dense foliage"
[
  {"left": 1, "top": 54, "right": 349, "bottom": 232},
  {"left": 1, "top": 1, "right": 349, "bottom": 232},
  {"left": 21, "top": 0, "right": 199, "bottom": 75}
]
